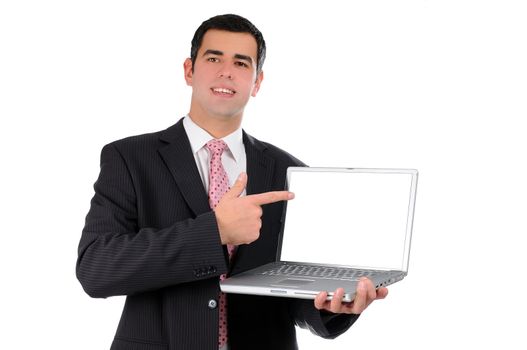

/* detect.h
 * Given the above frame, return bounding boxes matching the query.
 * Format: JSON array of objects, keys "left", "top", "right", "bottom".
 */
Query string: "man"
[{"left": 77, "top": 14, "right": 387, "bottom": 350}]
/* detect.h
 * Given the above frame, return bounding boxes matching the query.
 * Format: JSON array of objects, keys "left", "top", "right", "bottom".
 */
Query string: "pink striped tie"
[{"left": 206, "top": 139, "right": 235, "bottom": 348}]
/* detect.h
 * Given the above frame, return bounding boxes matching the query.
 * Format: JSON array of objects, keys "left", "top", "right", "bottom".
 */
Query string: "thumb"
[{"left": 223, "top": 172, "right": 247, "bottom": 199}]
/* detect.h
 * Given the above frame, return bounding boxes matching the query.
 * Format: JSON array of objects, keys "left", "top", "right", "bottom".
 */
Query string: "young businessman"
[{"left": 77, "top": 14, "right": 388, "bottom": 350}]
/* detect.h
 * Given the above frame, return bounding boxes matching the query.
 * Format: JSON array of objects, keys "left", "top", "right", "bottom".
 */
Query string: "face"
[{"left": 184, "top": 30, "right": 264, "bottom": 123}]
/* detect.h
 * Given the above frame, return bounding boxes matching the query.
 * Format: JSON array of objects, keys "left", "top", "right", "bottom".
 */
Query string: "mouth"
[{"left": 211, "top": 87, "right": 236, "bottom": 96}]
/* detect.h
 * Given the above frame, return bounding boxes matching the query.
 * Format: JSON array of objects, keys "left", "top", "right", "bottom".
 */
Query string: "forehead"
[{"left": 199, "top": 29, "right": 258, "bottom": 60}]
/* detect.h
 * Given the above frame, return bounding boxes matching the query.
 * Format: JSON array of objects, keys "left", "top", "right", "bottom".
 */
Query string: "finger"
[
  {"left": 351, "top": 280, "right": 367, "bottom": 314},
  {"left": 314, "top": 291, "right": 328, "bottom": 310},
  {"left": 223, "top": 172, "right": 247, "bottom": 199},
  {"left": 362, "top": 277, "right": 377, "bottom": 301},
  {"left": 376, "top": 287, "right": 389, "bottom": 299},
  {"left": 329, "top": 288, "right": 345, "bottom": 313},
  {"left": 247, "top": 190, "right": 294, "bottom": 206}
]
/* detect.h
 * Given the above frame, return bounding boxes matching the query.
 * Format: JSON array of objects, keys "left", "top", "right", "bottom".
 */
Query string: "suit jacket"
[{"left": 77, "top": 119, "right": 357, "bottom": 350}]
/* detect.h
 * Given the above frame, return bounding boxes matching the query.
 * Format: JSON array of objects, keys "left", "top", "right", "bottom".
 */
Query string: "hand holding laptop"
[
  {"left": 214, "top": 172, "right": 295, "bottom": 245},
  {"left": 314, "top": 278, "right": 389, "bottom": 314}
]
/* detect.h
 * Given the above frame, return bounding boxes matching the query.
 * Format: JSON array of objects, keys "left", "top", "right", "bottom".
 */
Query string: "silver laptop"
[{"left": 220, "top": 167, "right": 418, "bottom": 302}]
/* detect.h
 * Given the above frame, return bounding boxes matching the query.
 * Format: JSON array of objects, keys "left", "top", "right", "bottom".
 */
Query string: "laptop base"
[{"left": 221, "top": 262, "right": 405, "bottom": 302}]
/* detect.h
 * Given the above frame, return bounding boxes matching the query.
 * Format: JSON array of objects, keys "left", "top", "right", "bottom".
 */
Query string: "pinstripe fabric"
[{"left": 77, "top": 118, "right": 356, "bottom": 350}]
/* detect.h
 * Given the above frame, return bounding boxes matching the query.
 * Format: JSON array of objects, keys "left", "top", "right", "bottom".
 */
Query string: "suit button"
[{"left": 208, "top": 299, "right": 217, "bottom": 309}]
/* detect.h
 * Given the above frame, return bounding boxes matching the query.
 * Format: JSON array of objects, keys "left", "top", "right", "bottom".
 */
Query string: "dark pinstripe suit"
[{"left": 77, "top": 118, "right": 356, "bottom": 349}]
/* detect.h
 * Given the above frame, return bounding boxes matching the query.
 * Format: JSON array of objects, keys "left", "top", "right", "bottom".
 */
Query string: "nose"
[
  {"left": 217, "top": 64, "right": 233, "bottom": 80},
  {"left": 218, "top": 71, "right": 232, "bottom": 79}
]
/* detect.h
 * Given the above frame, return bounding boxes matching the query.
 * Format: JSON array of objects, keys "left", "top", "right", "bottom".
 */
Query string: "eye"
[
  {"left": 235, "top": 61, "right": 249, "bottom": 68},
  {"left": 207, "top": 57, "right": 219, "bottom": 63}
]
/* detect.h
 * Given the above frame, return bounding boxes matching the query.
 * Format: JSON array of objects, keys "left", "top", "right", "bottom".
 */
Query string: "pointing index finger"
[{"left": 247, "top": 191, "right": 295, "bottom": 206}]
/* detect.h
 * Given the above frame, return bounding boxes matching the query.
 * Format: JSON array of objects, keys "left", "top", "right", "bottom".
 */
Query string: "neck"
[{"left": 187, "top": 112, "right": 242, "bottom": 139}]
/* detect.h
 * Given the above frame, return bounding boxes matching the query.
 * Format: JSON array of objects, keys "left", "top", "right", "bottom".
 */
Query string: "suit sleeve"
[
  {"left": 76, "top": 143, "right": 228, "bottom": 298},
  {"left": 289, "top": 299, "right": 359, "bottom": 338}
]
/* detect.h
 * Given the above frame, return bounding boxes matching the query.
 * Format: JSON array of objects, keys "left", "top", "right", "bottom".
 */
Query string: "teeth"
[{"left": 213, "top": 88, "right": 234, "bottom": 94}]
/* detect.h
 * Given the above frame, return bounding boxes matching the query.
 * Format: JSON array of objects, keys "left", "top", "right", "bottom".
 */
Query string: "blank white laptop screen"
[{"left": 280, "top": 169, "right": 414, "bottom": 271}]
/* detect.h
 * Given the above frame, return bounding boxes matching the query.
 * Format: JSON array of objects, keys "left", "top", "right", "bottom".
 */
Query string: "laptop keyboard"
[{"left": 260, "top": 264, "right": 377, "bottom": 281}]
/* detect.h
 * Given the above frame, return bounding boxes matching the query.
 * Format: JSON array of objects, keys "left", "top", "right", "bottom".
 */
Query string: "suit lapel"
[
  {"left": 230, "top": 132, "right": 276, "bottom": 273},
  {"left": 243, "top": 131, "right": 275, "bottom": 196},
  {"left": 158, "top": 119, "right": 211, "bottom": 217}
]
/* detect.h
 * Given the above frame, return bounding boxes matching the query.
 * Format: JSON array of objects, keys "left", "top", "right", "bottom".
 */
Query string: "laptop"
[{"left": 220, "top": 167, "right": 418, "bottom": 302}]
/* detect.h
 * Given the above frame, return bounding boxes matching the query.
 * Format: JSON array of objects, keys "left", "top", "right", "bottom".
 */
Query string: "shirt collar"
[{"left": 183, "top": 115, "right": 244, "bottom": 163}]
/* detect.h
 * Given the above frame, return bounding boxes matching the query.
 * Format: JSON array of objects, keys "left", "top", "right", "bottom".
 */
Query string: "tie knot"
[{"left": 206, "top": 139, "right": 228, "bottom": 156}]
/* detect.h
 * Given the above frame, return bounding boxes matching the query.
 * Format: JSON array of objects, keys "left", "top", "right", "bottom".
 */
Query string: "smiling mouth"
[{"left": 211, "top": 87, "right": 236, "bottom": 95}]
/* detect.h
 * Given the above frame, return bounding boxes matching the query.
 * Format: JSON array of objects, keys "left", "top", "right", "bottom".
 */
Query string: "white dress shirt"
[{"left": 183, "top": 116, "right": 247, "bottom": 196}]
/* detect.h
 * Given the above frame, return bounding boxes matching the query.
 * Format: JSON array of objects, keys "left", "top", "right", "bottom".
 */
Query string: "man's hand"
[
  {"left": 314, "top": 277, "right": 388, "bottom": 314},
  {"left": 214, "top": 172, "right": 294, "bottom": 245}
]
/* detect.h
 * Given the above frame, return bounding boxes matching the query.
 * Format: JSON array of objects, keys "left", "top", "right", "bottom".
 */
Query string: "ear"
[
  {"left": 251, "top": 71, "right": 264, "bottom": 97},
  {"left": 183, "top": 58, "right": 193, "bottom": 86}
]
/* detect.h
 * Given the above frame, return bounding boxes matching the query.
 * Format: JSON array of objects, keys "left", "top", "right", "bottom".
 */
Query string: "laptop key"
[{"left": 261, "top": 264, "right": 376, "bottom": 281}]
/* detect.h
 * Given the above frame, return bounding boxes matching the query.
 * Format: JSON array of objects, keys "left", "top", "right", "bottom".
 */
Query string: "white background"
[{"left": 1, "top": 0, "right": 526, "bottom": 349}]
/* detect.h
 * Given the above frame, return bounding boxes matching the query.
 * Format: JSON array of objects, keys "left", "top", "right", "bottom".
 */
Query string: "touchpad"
[{"left": 273, "top": 278, "right": 315, "bottom": 287}]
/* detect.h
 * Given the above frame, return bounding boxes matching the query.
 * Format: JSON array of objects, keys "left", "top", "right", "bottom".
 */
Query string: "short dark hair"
[{"left": 190, "top": 14, "right": 266, "bottom": 74}]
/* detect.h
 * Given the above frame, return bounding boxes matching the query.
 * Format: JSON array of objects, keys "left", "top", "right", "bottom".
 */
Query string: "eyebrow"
[{"left": 203, "top": 49, "right": 254, "bottom": 66}]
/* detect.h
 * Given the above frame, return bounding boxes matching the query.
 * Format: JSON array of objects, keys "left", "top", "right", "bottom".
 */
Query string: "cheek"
[
  {"left": 191, "top": 66, "right": 214, "bottom": 85},
  {"left": 192, "top": 74, "right": 212, "bottom": 94},
  {"left": 241, "top": 84, "right": 256, "bottom": 99}
]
